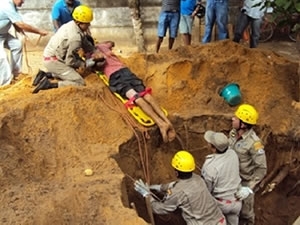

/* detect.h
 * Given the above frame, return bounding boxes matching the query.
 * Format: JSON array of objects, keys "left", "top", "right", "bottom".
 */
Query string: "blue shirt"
[
  {"left": 180, "top": 0, "right": 198, "bottom": 15},
  {"left": 51, "top": 0, "right": 81, "bottom": 30},
  {"left": 0, "top": 0, "right": 22, "bottom": 35}
]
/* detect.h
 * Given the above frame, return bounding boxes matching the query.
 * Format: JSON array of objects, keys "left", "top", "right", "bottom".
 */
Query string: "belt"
[
  {"left": 44, "top": 56, "right": 58, "bottom": 61},
  {"left": 216, "top": 197, "right": 239, "bottom": 204},
  {"left": 164, "top": 10, "right": 178, "bottom": 13}
]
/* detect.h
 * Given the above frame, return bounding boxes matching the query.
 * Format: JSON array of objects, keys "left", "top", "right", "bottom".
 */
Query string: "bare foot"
[
  {"left": 167, "top": 126, "right": 176, "bottom": 142},
  {"left": 159, "top": 125, "right": 169, "bottom": 143}
]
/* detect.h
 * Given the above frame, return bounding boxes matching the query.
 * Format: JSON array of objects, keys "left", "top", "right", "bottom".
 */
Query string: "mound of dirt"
[{"left": 0, "top": 40, "right": 299, "bottom": 225}]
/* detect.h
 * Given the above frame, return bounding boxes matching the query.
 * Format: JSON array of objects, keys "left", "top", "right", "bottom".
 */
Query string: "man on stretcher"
[{"left": 95, "top": 41, "right": 176, "bottom": 143}]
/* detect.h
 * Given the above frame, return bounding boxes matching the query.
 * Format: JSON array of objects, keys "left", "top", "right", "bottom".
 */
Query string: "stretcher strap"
[{"left": 124, "top": 87, "right": 152, "bottom": 109}]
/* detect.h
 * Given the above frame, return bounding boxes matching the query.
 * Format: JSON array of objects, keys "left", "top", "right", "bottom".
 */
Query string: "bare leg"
[
  {"left": 156, "top": 37, "right": 163, "bottom": 53},
  {"left": 135, "top": 98, "right": 170, "bottom": 142},
  {"left": 183, "top": 33, "right": 192, "bottom": 45},
  {"left": 126, "top": 90, "right": 172, "bottom": 142},
  {"left": 168, "top": 37, "right": 175, "bottom": 50},
  {"left": 143, "top": 94, "right": 176, "bottom": 142}
]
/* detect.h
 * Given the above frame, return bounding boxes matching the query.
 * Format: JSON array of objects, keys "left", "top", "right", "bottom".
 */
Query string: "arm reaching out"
[{"left": 14, "top": 21, "right": 48, "bottom": 36}]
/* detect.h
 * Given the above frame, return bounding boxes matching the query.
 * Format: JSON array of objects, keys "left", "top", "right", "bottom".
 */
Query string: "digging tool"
[
  {"left": 145, "top": 196, "right": 156, "bottom": 225},
  {"left": 298, "top": 62, "right": 300, "bottom": 101}
]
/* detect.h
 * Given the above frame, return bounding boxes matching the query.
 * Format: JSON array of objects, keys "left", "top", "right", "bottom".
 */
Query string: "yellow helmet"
[
  {"left": 72, "top": 5, "right": 93, "bottom": 23},
  {"left": 235, "top": 104, "right": 258, "bottom": 125},
  {"left": 171, "top": 150, "right": 195, "bottom": 172}
]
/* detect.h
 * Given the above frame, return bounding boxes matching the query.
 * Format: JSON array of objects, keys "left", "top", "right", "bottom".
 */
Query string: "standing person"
[
  {"left": 202, "top": 130, "right": 242, "bottom": 225},
  {"left": 32, "top": 5, "right": 100, "bottom": 94},
  {"left": 202, "top": 0, "right": 228, "bottom": 43},
  {"left": 95, "top": 41, "right": 176, "bottom": 143},
  {"left": 156, "top": 0, "right": 180, "bottom": 53},
  {"left": 0, "top": 0, "right": 48, "bottom": 86},
  {"left": 51, "top": 0, "right": 81, "bottom": 32},
  {"left": 228, "top": 104, "right": 267, "bottom": 225},
  {"left": 134, "top": 150, "right": 226, "bottom": 225},
  {"left": 233, "top": 0, "right": 265, "bottom": 48},
  {"left": 179, "top": 0, "right": 200, "bottom": 45}
]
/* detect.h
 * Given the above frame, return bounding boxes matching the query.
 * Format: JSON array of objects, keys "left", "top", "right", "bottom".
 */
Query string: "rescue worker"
[
  {"left": 32, "top": 5, "right": 101, "bottom": 93},
  {"left": 228, "top": 104, "right": 267, "bottom": 225},
  {"left": 0, "top": 0, "right": 48, "bottom": 86},
  {"left": 202, "top": 130, "right": 242, "bottom": 225},
  {"left": 134, "top": 150, "right": 226, "bottom": 225}
]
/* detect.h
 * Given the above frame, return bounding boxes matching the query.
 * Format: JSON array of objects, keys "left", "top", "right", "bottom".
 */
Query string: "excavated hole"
[{"left": 114, "top": 115, "right": 300, "bottom": 225}]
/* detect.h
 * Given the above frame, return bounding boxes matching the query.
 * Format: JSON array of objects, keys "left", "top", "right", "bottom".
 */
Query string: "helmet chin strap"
[{"left": 237, "top": 120, "right": 247, "bottom": 132}]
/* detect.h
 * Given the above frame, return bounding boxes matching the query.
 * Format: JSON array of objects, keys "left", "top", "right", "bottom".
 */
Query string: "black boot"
[
  {"left": 32, "top": 70, "right": 53, "bottom": 86},
  {"left": 45, "top": 72, "right": 53, "bottom": 79},
  {"left": 32, "top": 77, "right": 58, "bottom": 94}
]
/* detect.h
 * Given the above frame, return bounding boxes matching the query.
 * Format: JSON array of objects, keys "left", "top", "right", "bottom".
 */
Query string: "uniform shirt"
[
  {"left": 0, "top": 0, "right": 22, "bottom": 35},
  {"left": 96, "top": 42, "right": 125, "bottom": 78},
  {"left": 202, "top": 149, "right": 241, "bottom": 199},
  {"left": 242, "top": 0, "right": 265, "bottom": 19},
  {"left": 228, "top": 128, "right": 267, "bottom": 188},
  {"left": 161, "top": 0, "right": 180, "bottom": 12},
  {"left": 150, "top": 173, "right": 224, "bottom": 225},
  {"left": 43, "top": 20, "right": 88, "bottom": 68},
  {"left": 51, "top": 0, "right": 81, "bottom": 29}
]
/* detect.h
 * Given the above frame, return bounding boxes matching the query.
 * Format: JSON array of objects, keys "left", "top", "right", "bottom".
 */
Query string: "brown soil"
[{"left": 0, "top": 40, "right": 299, "bottom": 225}]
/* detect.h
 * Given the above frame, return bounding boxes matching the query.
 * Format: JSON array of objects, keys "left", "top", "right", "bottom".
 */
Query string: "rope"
[
  {"left": 20, "top": 33, "right": 43, "bottom": 75},
  {"left": 22, "top": 36, "right": 33, "bottom": 75},
  {"left": 96, "top": 88, "right": 152, "bottom": 183}
]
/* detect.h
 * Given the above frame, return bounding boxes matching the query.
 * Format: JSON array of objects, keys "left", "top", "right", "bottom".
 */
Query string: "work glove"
[
  {"left": 236, "top": 186, "right": 253, "bottom": 200},
  {"left": 149, "top": 184, "right": 162, "bottom": 192},
  {"left": 85, "top": 58, "right": 95, "bottom": 68},
  {"left": 134, "top": 179, "right": 150, "bottom": 197}
]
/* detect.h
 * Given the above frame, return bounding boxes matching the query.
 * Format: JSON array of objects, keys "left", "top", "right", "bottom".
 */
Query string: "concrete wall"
[{"left": 19, "top": 0, "right": 240, "bottom": 49}]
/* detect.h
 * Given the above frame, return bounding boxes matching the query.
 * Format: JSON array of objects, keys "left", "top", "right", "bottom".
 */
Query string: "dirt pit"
[{"left": 0, "top": 40, "right": 299, "bottom": 225}]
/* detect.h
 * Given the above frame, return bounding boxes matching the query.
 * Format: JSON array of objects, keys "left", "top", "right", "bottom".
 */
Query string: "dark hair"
[
  {"left": 241, "top": 121, "right": 253, "bottom": 130},
  {"left": 176, "top": 170, "right": 193, "bottom": 179},
  {"left": 216, "top": 147, "right": 228, "bottom": 154},
  {"left": 86, "top": 35, "right": 95, "bottom": 46}
]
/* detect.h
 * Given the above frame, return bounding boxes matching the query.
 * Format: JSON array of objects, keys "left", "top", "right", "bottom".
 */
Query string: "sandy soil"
[{"left": 0, "top": 39, "right": 299, "bottom": 225}]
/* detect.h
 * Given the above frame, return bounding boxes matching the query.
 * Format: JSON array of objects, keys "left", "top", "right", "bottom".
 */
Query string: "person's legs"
[
  {"left": 233, "top": 12, "right": 250, "bottom": 43},
  {"left": 0, "top": 38, "right": 13, "bottom": 86},
  {"left": 215, "top": 1, "right": 229, "bottom": 40},
  {"left": 143, "top": 93, "right": 176, "bottom": 142},
  {"left": 126, "top": 89, "right": 170, "bottom": 143},
  {"left": 168, "top": 37, "right": 175, "bottom": 50},
  {"left": 156, "top": 37, "right": 164, "bottom": 53},
  {"left": 239, "top": 194, "right": 255, "bottom": 225},
  {"left": 44, "top": 60, "right": 85, "bottom": 87},
  {"left": 32, "top": 76, "right": 58, "bottom": 94},
  {"left": 218, "top": 200, "right": 241, "bottom": 225},
  {"left": 5, "top": 34, "right": 22, "bottom": 77},
  {"left": 156, "top": 12, "right": 168, "bottom": 53},
  {"left": 202, "top": 3, "right": 216, "bottom": 43},
  {"left": 179, "top": 15, "right": 193, "bottom": 45},
  {"left": 182, "top": 33, "right": 191, "bottom": 46},
  {"left": 249, "top": 18, "right": 262, "bottom": 48},
  {"left": 109, "top": 68, "right": 175, "bottom": 142},
  {"left": 168, "top": 12, "right": 180, "bottom": 50}
]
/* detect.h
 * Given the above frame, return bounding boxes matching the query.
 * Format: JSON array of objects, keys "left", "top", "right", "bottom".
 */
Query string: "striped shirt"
[{"left": 161, "top": 0, "right": 180, "bottom": 12}]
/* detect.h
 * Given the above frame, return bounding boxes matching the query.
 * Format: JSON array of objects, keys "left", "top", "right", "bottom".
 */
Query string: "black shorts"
[{"left": 109, "top": 67, "right": 145, "bottom": 99}]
